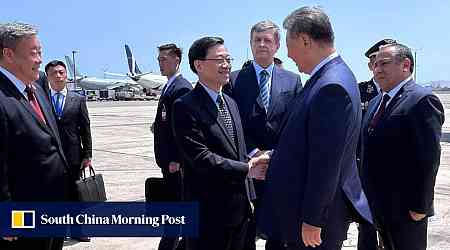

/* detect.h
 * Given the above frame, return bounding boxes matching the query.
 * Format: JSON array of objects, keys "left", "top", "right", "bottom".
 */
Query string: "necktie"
[
  {"left": 216, "top": 94, "right": 235, "bottom": 143},
  {"left": 259, "top": 70, "right": 270, "bottom": 110},
  {"left": 54, "top": 92, "right": 64, "bottom": 118},
  {"left": 369, "top": 94, "right": 391, "bottom": 131},
  {"left": 25, "top": 85, "right": 46, "bottom": 124}
]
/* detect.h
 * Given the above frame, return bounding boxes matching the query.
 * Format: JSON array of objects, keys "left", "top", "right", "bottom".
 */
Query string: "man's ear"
[
  {"left": 403, "top": 58, "right": 412, "bottom": 73},
  {"left": 1, "top": 48, "right": 14, "bottom": 63},
  {"left": 368, "top": 62, "right": 374, "bottom": 72},
  {"left": 194, "top": 60, "right": 202, "bottom": 73}
]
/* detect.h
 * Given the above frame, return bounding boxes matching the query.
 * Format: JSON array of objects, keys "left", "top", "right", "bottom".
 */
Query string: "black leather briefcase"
[
  {"left": 145, "top": 177, "right": 167, "bottom": 202},
  {"left": 75, "top": 166, "right": 107, "bottom": 202}
]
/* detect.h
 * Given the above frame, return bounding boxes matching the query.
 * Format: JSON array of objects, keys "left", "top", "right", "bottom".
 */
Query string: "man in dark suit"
[
  {"left": 172, "top": 36, "right": 268, "bottom": 250},
  {"left": 152, "top": 43, "right": 192, "bottom": 250},
  {"left": 258, "top": 7, "right": 373, "bottom": 250},
  {"left": 227, "top": 20, "right": 302, "bottom": 250},
  {"left": 0, "top": 22, "right": 69, "bottom": 250},
  {"left": 45, "top": 60, "right": 92, "bottom": 242},
  {"left": 361, "top": 43, "right": 444, "bottom": 250},
  {"left": 357, "top": 38, "right": 396, "bottom": 250}
]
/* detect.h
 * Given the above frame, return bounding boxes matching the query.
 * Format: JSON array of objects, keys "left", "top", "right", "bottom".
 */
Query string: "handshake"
[{"left": 247, "top": 150, "right": 272, "bottom": 180}]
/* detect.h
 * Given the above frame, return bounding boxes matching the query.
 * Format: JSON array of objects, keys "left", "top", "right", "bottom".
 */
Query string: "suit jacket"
[
  {"left": 53, "top": 91, "right": 92, "bottom": 178},
  {"left": 35, "top": 71, "right": 50, "bottom": 102},
  {"left": 258, "top": 56, "right": 373, "bottom": 242},
  {"left": 361, "top": 79, "right": 444, "bottom": 222},
  {"left": 228, "top": 64, "right": 302, "bottom": 152},
  {"left": 172, "top": 83, "right": 250, "bottom": 228},
  {"left": 358, "top": 78, "right": 379, "bottom": 118},
  {"left": 154, "top": 75, "right": 192, "bottom": 171},
  {"left": 0, "top": 71, "right": 69, "bottom": 201}
]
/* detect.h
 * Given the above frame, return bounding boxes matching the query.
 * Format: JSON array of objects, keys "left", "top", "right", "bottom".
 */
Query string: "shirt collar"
[
  {"left": 252, "top": 61, "right": 274, "bottom": 80},
  {"left": 166, "top": 72, "right": 181, "bottom": 87},
  {"left": 0, "top": 65, "right": 28, "bottom": 97},
  {"left": 198, "top": 81, "right": 221, "bottom": 107},
  {"left": 310, "top": 52, "right": 339, "bottom": 78},
  {"left": 384, "top": 75, "right": 412, "bottom": 99},
  {"left": 50, "top": 86, "right": 68, "bottom": 97}
]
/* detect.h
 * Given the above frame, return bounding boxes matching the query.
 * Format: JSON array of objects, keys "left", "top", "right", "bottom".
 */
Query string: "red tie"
[
  {"left": 25, "top": 85, "right": 46, "bottom": 124},
  {"left": 369, "top": 94, "right": 390, "bottom": 131}
]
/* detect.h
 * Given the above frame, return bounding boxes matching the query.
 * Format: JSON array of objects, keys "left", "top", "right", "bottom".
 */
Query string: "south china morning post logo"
[
  {"left": 11, "top": 210, "right": 35, "bottom": 229},
  {"left": 0, "top": 202, "right": 198, "bottom": 237}
]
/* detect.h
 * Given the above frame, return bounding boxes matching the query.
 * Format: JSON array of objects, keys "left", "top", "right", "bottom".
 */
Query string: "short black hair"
[
  {"left": 158, "top": 43, "right": 182, "bottom": 62},
  {"left": 188, "top": 36, "right": 224, "bottom": 74},
  {"left": 45, "top": 60, "right": 66, "bottom": 74}
]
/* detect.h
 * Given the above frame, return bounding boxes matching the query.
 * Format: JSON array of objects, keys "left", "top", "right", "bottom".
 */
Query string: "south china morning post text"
[
  {"left": 0, "top": 202, "right": 198, "bottom": 237},
  {"left": 40, "top": 213, "right": 186, "bottom": 227}
]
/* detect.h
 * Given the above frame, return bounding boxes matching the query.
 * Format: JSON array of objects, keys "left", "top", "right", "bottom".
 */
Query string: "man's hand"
[
  {"left": 168, "top": 162, "right": 180, "bottom": 173},
  {"left": 301, "top": 222, "right": 322, "bottom": 248},
  {"left": 2, "top": 236, "right": 18, "bottom": 241},
  {"left": 248, "top": 154, "right": 270, "bottom": 180},
  {"left": 81, "top": 158, "right": 92, "bottom": 169},
  {"left": 409, "top": 210, "right": 426, "bottom": 221}
]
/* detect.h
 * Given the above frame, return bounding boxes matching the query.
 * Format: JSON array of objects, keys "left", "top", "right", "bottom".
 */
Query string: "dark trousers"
[
  {"left": 378, "top": 218, "right": 428, "bottom": 250},
  {"left": 0, "top": 237, "right": 64, "bottom": 250},
  {"left": 245, "top": 180, "right": 282, "bottom": 250},
  {"left": 357, "top": 221, "right": 379, "bottom": 250},
  {"left": 266, "top": 191, "right": 352, "bottom": 250},
  {"left": 159, "top": 170, "right": 183, "bottom": 250},
  {"left": 186, "top": 217, "right": 250, "bottom": 250}
]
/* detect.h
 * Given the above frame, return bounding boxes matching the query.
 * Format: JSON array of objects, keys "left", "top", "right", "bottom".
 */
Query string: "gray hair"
[
  {"left": 250, "top": 20, "right": 280, "bottom": 43},
  {"left": 380, "top": 43, "right": 414, "bottom": 73},
  {"left": 0, "top": 22, "right": 38, "bottom": 59},
  {"left": 283, "top": 6, "right": 334, "bottom": 45}
]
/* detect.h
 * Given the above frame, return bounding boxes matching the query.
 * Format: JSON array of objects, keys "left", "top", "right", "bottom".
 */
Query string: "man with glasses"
[
  {"left": 227, "top": 21, "right": 302, "bottom": 249},
  {"left": 361, "top": 43, "right": 444, "bottom": 250},
  {"left": 153, "top": 43, "right": 192, "bottom": 250},
  {"left": 172, "top": 36, "right": 269, "bottom": 250}
]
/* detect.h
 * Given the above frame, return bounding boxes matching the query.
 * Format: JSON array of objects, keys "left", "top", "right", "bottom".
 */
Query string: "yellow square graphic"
[
  {"left": 12, "top": 211, "right": 23, "bottom": 227},
  {"left": 11, "top": 210, "right": 35, "bottom": 229}
]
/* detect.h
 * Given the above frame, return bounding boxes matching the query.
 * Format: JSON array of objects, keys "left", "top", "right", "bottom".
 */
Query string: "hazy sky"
[{"left": 3, "top": 0, "right": 449, "bottom": 84}]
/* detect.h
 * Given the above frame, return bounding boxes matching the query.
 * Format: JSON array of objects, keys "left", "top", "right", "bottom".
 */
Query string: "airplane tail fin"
[
  {"left": 65, "top": 55, "right": 82, "bottom": 79},
  {"left": 125, "top": 44, "right": 142, "bottom": 76}
]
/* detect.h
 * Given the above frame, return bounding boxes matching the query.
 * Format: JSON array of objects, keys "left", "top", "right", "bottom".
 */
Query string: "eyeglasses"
[{"left": 201, "top": 57, "right": 234, "bottom": 65}]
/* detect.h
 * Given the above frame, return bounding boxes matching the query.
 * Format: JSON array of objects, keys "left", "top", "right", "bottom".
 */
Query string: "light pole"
[
  {"left": 412, "top": 47, "right": 422, "bottom": 83},
  {"left": 414, "top": 50, "right": 417, "bottom": 81},
  {"left": 72, "top": 50, "right": 78, "bottom": 90}
]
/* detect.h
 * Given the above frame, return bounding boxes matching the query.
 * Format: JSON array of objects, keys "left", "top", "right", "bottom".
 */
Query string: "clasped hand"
[{"left": 248, "top": 153, "right": 270, "bottom": 180}]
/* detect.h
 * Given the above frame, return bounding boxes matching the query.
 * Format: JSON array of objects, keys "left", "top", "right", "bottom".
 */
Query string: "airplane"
[
  {"left": 65, "top": 55, "right": 136, "bottom": 90},
  {"left": 105, "top": 44, "right": 167, "bottom": 92}
]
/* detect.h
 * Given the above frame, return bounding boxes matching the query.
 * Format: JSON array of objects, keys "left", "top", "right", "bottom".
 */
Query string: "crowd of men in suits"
[{"left": 0, "top": 5, "right": 444, "bottom": 250}]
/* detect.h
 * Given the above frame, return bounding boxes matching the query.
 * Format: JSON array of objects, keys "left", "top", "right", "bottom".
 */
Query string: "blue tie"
[
  {"left": 259, "top": 70, "right": 270, "bottom": 110},
  {"left": 54, "top": 92, "right": 64, "bottom": 118}
]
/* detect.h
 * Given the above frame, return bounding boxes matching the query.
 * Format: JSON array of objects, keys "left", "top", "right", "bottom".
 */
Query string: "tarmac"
[{"left": 64, "top": 93, "right": 450, "bottom": 249}]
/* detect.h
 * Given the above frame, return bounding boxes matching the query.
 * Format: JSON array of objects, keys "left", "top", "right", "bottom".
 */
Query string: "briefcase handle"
[{"left": 79, "top": 165, "right": 96, "bottom": 180}]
